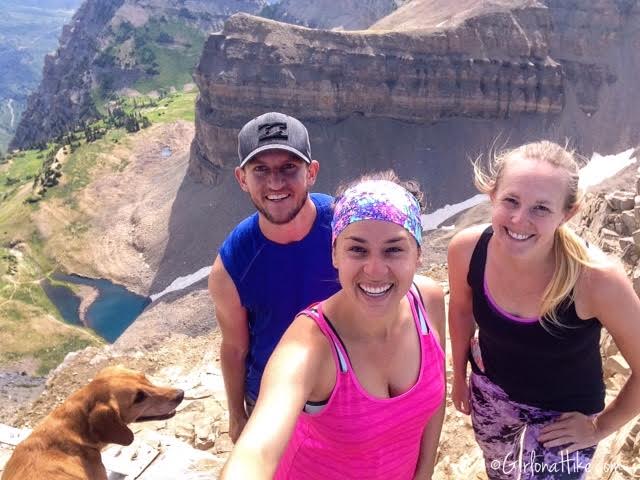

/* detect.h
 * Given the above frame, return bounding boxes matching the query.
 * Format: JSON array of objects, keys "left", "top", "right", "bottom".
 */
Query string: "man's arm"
[{"left": 209, "top": 255, "right": 250, "bottom": 443}]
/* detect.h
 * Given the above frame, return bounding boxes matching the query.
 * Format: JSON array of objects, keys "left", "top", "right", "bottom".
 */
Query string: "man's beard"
[{"left": 252, "top": 193, "right": 308, "bottom": 225}]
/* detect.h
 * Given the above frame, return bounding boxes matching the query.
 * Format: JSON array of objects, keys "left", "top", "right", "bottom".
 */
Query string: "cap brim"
[{"left": 240, "top": 145, "right": 311, "bottom": 167}]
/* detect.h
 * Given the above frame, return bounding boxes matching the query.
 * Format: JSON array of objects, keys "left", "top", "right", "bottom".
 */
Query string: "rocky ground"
[
  {"left": 2, "top": 121, "right": 639, "bottom": 478},
  {"left": 0, "top": 364, "right": 45, "bottom": 425},
  {"left": 3, "top": 286, "right": 636, "bottom": 479}
]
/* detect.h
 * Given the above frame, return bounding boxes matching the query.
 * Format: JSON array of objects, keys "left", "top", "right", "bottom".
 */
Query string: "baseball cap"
[{"left": 238, "top": 112, "right": 312, "bottom": 167}]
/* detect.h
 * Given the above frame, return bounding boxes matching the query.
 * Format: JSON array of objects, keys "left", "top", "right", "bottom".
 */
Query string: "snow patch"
[
  {"left": 579, "top": 148, "right": 637, "bottom": 190},
  {"left": 150, "top": 266, "right": 211, "bottom": 302},
  {"left": 421, "top": 194, "right": 488, "bottom": 231}
]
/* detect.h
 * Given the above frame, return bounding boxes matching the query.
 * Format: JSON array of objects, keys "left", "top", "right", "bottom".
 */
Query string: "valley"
[{"left": 0, "top": 1, "right": 639, "bottom": 477}]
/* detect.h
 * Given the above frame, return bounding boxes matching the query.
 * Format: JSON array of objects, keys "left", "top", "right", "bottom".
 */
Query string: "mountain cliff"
[
  {"left": 0, "top": 0, "right": 81, "bottom": 152},
  {"left": 9, "top": 0, "right": 404, "bottom": 150},
  {"left": 8, "top": 0, "right": 266, "bottom": 150},
  {"left": 190, "top": 0, "right": 640, "bottom": 208},
  {"left": 260, "top": 0, "right": 407, "bottom": 30}
]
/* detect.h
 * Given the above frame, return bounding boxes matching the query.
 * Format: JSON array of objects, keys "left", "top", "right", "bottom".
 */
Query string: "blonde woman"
[{"left": 448, "top": 141, "right": 640, "bottom": 479}]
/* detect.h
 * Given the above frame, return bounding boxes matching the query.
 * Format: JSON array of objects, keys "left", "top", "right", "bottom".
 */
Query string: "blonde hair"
[{"left": 473, "top": 141, "right": 596, "bottom": 329}]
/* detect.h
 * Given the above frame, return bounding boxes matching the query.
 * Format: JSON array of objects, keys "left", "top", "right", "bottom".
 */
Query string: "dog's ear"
[{"left": 89, "top": 401, "right": 134, "bottom": 446}]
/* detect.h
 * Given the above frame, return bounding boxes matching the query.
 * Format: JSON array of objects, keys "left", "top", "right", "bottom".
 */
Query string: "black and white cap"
[{"left": 238, "top": 112, "right": 312, "bottom": 167}]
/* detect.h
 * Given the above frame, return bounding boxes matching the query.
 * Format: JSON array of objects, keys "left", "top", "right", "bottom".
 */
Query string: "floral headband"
[{"left": 331, "top": 180, "right": 423, "bottom": 245}]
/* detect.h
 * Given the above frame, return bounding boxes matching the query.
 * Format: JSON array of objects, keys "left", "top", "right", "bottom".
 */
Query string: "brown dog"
[{"left": 2, "top": 366, "right": 184, "bottom": 480}]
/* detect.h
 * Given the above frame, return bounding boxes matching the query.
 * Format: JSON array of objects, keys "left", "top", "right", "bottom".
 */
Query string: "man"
[{"left": 209, "top": 112, "right": 339, "bottom": 443}]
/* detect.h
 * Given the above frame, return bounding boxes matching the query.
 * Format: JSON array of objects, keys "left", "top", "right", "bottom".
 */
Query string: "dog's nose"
[{"left": 175, "top": 390, "right": 185, "bottom": 403}]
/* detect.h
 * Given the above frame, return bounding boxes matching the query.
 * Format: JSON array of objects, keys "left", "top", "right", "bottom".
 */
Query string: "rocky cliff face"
[
  {"left": 9, "top": 0, "right": 125, "bottom": 150},
  {"left": 0, "top": 0, "right": 81, "bottom": 152},
  {"left": 190, "top": 0, "right": 640, "bottom": 207},
  {"left": 543, "top": 0, "right": 640, "bottom": 150},
  {"left": 260, "top": 0, "right": 405, "bottom": 30},
  {"left": 10, "top": 0, "right": 405, "bottom": 151},
  {"left": 9, "top": 0, "right": 266, "bottom": 150},
  {"left": 194, "top": 10, "right": 560, "bottom": 126},
  {"left": 374, "top": 0, "right": 640, "bottom": 147}
]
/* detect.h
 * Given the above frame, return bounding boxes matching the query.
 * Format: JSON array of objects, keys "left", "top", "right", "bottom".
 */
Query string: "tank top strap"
[
  {"left": 407, "top": 283, "right": 430, "bottom": 335},
  {"left": 467, "top": 225, "right": 493, "bottom": 288},
  {"left": 299, "top": 303, "right": 349, "bottom": 373},
  {"left": 408, "top": 282, "right": 447, "bottom": 358}
]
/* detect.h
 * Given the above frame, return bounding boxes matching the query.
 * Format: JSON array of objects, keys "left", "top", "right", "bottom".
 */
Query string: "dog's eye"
[{"left": 134, "top": 390, "right": 147, "bottom": 404}]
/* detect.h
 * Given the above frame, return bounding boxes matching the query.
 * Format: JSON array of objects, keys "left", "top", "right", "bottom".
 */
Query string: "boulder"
[
  {"left": 619, "top": 236, "right": 635, "bottom": 250},
  {"left": 173, "top": 420, "right": 196, "bottom": 444},
  {"left": 214, "top": 433, "right": 234, "bottom": 454},
  {"left": 601, "top": 333, "right": 619, "bottom": 357},
  {"left": 601, "top": 237, "right": 619, "bottom": 253},
  {"left": 605, "top": 191, "right": 635, "bottom": 212},
  {"left": 622, "top": 247, "right": 639, "bottom": 265},
  {"left": 194, "top": 422, "right": 216, "bottom": 451},
  {"left": 601, "top": 227, "right": 621, "bottom": 240},
  {"left": 621, "top": 211, "right": 636, "bottom": 233},
  {"left": 604, "top": 354, "right": 630, "bottom": 377}
]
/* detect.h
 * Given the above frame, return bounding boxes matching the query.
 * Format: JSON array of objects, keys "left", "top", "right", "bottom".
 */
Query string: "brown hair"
[
  {"left": 473, "top": 141, "right": 596, "bottom": 329},
  {"left": 335, "top": 169, "right": 426, "bottom": 211}
]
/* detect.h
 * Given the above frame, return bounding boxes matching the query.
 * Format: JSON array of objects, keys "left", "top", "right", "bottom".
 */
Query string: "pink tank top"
[{"left": 275, "top": 287, "right": 445, "bottom": 480}]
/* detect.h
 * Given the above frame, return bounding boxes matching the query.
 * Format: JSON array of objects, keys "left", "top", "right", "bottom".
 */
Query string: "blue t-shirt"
[{"left": 219, "top": 193, "right": 340, "bottom": 400}]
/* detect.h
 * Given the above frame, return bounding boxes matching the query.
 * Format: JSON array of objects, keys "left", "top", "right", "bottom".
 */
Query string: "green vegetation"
[
  {"left": 0, "top": 86, "right": 198, "bottom": 373},
  {"left": 135, "top": 91, "right": 197, "bottom": 123},
  {"left": 88, "top": 90, "right": 197, "bottom": 128},
  {"left": 0, "top": 146, "right": 53, "bottom": 196},
  {"left": 53, "top": 129, "right": 127, "bottom": 201},
  {"left": 0, "top": 245, "right": 101, "bottom": 375},
  {"left": 0, "top": 3, "right": 206, "bottom": 372},
  {"left": 131, "top": 18, "right": 205, "bottom": 94},
  {"left": 32, "top": 336, "right": 97, "bottom": 375},
  {"left": 93, "top": 17, "right": 205, "bottom": 104}
]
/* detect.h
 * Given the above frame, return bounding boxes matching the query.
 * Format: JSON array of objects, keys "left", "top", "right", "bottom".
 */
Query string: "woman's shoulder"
[
  {"left": 578, "top": 248, "right": 628, "bottom": 290},
  {"left": 447, "top": 223, "right": 490, "bottom": 276},
  {"left": 413, "top": 274, "right": 444, "bottom": 301},
  {"left": 412, "top": 275, "right": 446, "bottom": 344},
  {"left": 574, "top": 244, "right": 640, "bottom": 328},
  {"left": 575, "top": 244, "right": 630, "bottom": 309},
  {"left": 281, "top": 310, "right": 335, "bottom": 361},
  {"left": 412, "top": 275, "right": 446, "bottom": 318},
  {"left": 448, "top": 223, "right": 489, "bottom": 255}
]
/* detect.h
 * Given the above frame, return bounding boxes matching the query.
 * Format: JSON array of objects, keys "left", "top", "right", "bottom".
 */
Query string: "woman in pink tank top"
[{"left": 221, "top": 171, "right": 446, "bottom": 480}]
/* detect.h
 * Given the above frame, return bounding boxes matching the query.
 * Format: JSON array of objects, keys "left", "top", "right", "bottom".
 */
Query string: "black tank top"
[{"left": 467, "top": 227, "right": 605, "bottom": 414}]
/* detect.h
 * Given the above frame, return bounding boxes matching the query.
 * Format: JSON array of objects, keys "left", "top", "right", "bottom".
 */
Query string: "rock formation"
[
  {"left": 9, "top": 0, "right": 267, "bottom": 150},
  {"left": 260, "top": 0, "right": 406, "bottom": 30},
  {"left": 10, "top": 0, "right": 405, "bottom": 151},
  {"left": 9, "top": 0, "right": 125, "bottom": 150},
  {"left": 190, "top": 0, "right": 640, "bottom": 207}
]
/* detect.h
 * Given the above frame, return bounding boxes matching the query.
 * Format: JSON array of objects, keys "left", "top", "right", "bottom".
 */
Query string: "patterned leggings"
[{"left": 470, "top": 373, "right": 597, "bottom": 480}]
